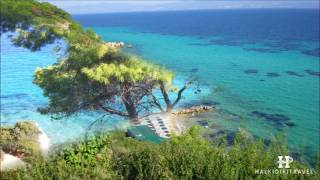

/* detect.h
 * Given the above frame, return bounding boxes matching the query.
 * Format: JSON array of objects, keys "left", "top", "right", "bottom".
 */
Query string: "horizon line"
[
  {"left": 42, "top": 0, "right": 320, "bottom": 15},
  {"left": 70, "top": 7, "right": 319, "bottom": 16}
]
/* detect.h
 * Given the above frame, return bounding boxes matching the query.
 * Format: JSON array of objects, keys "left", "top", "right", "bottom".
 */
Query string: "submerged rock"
[
  {"left": 209, "top": 124, "right": 223, "bottom": 129},
  {"left": 263, "top": 42, "right": 301, "bottom": 51},
  {"left": 0, "top": 93, "right": 29, "bottom": 99},
  {"left": 250, "top": 111, "right": 294, "bottom": 129},
  {"left": 285, "top": 122, "right": 296, "bottom": 127},
  {"left": 199, "top": 100, "right": 220, "bottom": 106},
  {"left": 188, "top": 43, "right": 212, "bottom": 46},
  {"left": 211, "top": 39, "right": 251, "bottom": 46},
  {"left": 244, "top": 69, "right": 258, "bottom": 74},
  {"left": 243, "top": 48, "right": 279, "bottom": 53},
  {"left": 305, "top": 69, "right": 320, "bottom": 77},
  {"left": 301, "top": 48, "right": 320, "bottom": 57},
  {"left": 251, "top": 111, "right": 290, "bottom": 121},
  {"left": 286, "top": 71, "right": 304, "bottom": 77},
  {"left": 190, "top": 68, "right": 199, "bottom": 72},
  {"left": 266, "top": 72, "right": 280, "bottom": 77},
  {"left": 197, "top": 120, "right": 209, "bottom": 128}
]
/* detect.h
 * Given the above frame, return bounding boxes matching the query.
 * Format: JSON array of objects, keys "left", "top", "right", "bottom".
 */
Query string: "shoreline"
[
  {"left": 138, "top": 106, "right": 214, "bottom": 137},
  {"left": 138, "top": 112, "right": 185, "bottom": 138}
]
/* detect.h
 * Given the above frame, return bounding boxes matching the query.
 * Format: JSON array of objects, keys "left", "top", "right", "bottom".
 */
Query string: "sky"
[{"left": 40, "top": 0, "right": 320, "bottom": 14}]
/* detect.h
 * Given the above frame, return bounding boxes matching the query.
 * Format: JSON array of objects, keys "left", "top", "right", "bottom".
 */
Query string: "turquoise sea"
[{"left": 1, "top": 9, "right": 319, "bottom": 163}]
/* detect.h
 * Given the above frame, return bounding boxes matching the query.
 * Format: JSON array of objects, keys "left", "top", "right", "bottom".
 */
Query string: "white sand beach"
[{"left": 140, "top": 113, "right": 185, "bottom": 138}]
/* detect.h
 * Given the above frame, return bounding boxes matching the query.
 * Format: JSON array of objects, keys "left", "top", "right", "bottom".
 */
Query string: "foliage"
[
  {"left": 32, "top": 51, "right": 175, "bottom": 119},
  {"left": 1, "top": 0, "right": 181, "bottom": 119},
  {"left": 0, "top": 121, "right": 42, "bottom": 161},
  {"left": 82, "top": 55, "right": 174, "bottom": 85},
  {"left": 62, "top": 134, "right": 112, "bottom": 168},
  {"left": 1, "top": 157, "right": 115, "bottom": 180},
  {"left": 1, "top": 126, "right": 319, "bottom": 180},
  {"left": 0, "top": 0, "right": 72, "bottom": 50}
]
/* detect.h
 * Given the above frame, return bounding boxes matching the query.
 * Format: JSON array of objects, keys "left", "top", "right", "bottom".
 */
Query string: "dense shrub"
[
  {"left": 0, "top": 121, "right": 42, "bottom": 161},
  {"left": 1, "top": 126, "right": 319, "bottom": 180}
]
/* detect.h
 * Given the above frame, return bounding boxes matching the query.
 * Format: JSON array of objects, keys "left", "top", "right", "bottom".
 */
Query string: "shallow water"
[
  {"left": 1, "top": 10, "right": 319, "bottom": 161},
  {"left": 0, "top": 36, "right": 130, "bottom": 143},
  {"left": 92, "top": 27, "right": 319, "bottom": 154}
]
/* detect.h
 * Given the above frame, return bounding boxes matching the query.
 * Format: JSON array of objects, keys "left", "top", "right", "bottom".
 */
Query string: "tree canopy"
[{"left": 1, "top": 0, "right": 189, "bottom": 120}]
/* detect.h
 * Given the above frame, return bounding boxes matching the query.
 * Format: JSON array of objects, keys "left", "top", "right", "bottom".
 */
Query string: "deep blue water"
[
  {"left": 74, "top": 9, "right": 319, "bottom": 52},
  {"left": 1, "top": 9, "right": 319, "bottom": 162}
]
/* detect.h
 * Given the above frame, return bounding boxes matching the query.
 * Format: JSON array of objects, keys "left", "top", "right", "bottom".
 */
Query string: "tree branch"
[
  {"left": 98, "top": 103, "right": 129, "bottom": 117},
  {"left": 172, "top": 79, "right": 194, "bottom": 108},
  {"left": 172, "top": 86, "right": 187, "bottom": 108},
  {"left": 149, "top": 94, "right": 164, "bottom": 112}
]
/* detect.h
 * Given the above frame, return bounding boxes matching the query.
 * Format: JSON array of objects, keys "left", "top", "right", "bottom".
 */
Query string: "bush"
[
  {"left": 0, "top": 121, "right": 42, "bottom": 161},
  {"left": 1, "top": 126, "right": 319, "bottom": 180}
]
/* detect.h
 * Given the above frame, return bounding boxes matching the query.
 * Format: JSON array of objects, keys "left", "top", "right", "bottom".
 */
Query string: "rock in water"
[
  {"left": 104, "top": 41, "right": 125, "bottom": 48},
  {"left": 173, "top": 105, "right": 214, "bottom": 115}
]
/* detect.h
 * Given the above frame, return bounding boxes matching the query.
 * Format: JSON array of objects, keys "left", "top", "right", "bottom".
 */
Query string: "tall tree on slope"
[{"left": 1, "top": 0, "right": 192, "bottom": 121}]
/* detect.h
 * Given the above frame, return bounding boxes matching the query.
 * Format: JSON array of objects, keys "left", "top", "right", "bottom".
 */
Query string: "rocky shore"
[
  {"left": 104, "top": 41, "right": 125, "bottom": 48},
  {"left": 103, "top": 41, "right": 134, "bottom": 48},
  {"left": 172, "top": 105, "right": 214, "bottom": 115},
  {"left": 138, "top": 105, "right": 215, "bottom": 137}
]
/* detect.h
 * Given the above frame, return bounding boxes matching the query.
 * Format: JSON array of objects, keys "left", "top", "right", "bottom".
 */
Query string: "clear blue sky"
[{"left": 40, "top": 1, "right": 320, "bottom": 14}]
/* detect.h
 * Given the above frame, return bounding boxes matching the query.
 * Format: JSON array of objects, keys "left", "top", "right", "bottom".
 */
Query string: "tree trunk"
[
  {"left": 159, "top": 81, "right": 173, "bottom": 112},
  {"left": 124, "top": 102, "right": 138, "bottom": 120},
  {"left": 159, "top": 80, "right": 189, "bottom": 113},
  {"left": 122, "top": 94, "right": 139, "bottom": 123},
  {"left": 159, "top": 81, "right": 172, "bottom": 106},
  {"left": 166, "top": 105, "right": 174, "bottom": 112}
]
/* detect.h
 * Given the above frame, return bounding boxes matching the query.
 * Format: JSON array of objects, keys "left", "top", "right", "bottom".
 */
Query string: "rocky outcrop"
[
  {"left": 104, "top": 41, "right": 125, "bottom": 48},
  {"left": 172, "top": 105, "right": 214, "bottom": 115}
]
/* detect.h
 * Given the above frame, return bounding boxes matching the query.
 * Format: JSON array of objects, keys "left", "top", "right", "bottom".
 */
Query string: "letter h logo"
[{"left": 277, "top": 156, "right": 293, "bottom": 168}]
